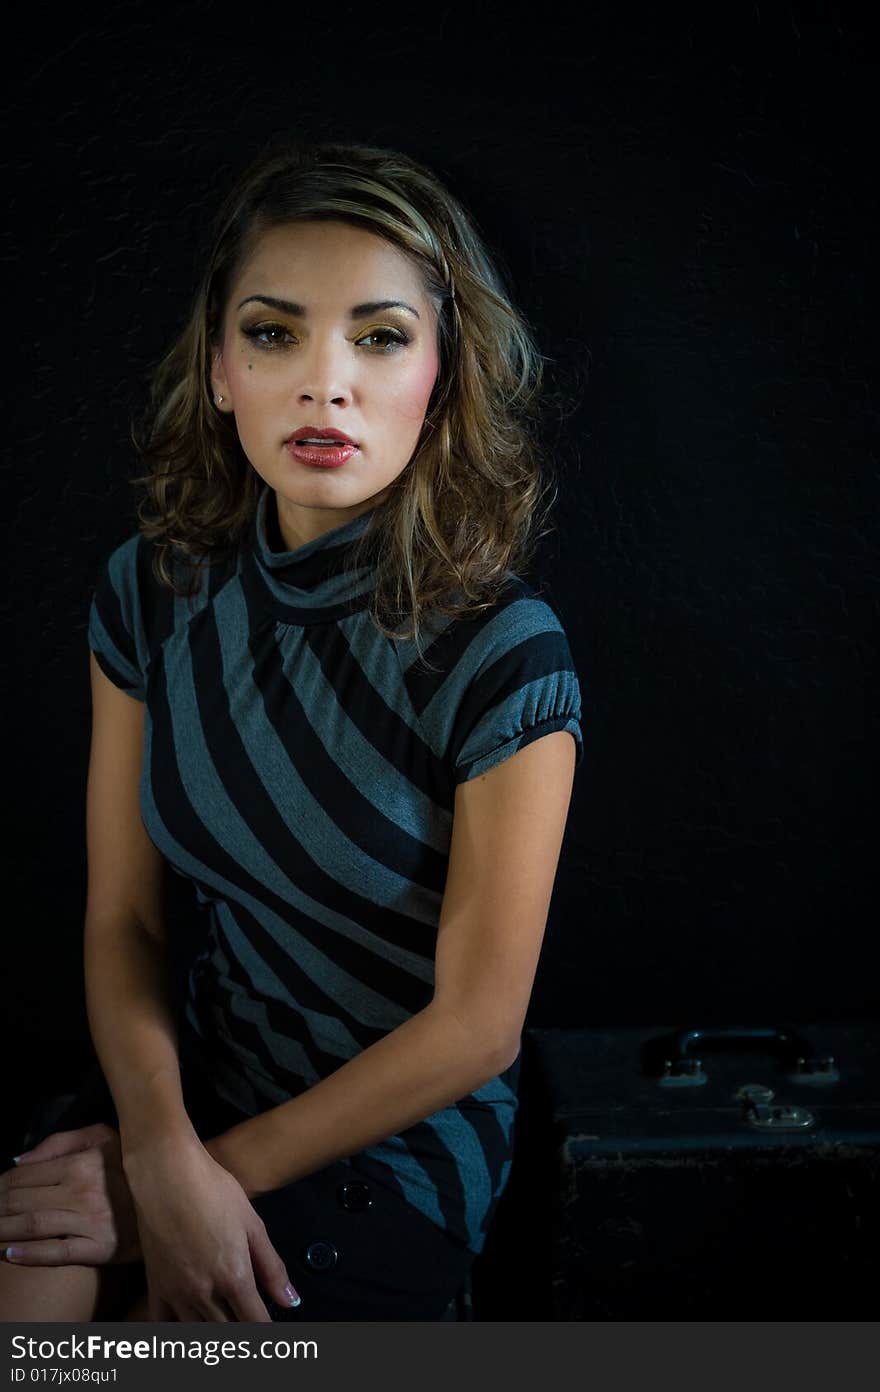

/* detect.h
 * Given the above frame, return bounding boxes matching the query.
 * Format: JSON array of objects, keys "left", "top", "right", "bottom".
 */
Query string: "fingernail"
[
  {"left": 285, "top": 1283, "right": 301, "bottom": 1307},
  {"left": 5, "top": 1248, "right": 25, "bottom": 1261}
]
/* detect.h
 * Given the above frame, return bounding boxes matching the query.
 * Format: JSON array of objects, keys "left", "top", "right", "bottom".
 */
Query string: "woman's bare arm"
[
  {"left": 77, "top": 654, "right": 297, "bottom": 1318},
  {"left": 83, "top": 653, "right": 195, "bottom": 1151},
  {"left": 200, "top": 729, "right": 578, "bottom": 1199},
  {"left": 0, "top": 658, "right": 214, "bottom": 1279}
]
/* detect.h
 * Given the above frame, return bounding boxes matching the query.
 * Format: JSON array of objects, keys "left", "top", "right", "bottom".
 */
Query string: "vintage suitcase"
[{"left": 525, "top": 1022, "right": 880, "bottom": 1319}]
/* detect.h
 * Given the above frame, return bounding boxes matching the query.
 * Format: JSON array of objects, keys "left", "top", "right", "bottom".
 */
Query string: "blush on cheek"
[{"left": 395, "top": 357, "right": 441, "bottom": 421}]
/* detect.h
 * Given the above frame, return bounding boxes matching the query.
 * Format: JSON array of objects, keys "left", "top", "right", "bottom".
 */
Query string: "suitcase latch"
[{"left": 742, "top": 1101, "right": 815, "bottom": 1130}]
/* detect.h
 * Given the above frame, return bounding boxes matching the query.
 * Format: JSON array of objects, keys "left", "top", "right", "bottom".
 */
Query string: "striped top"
[{"left": 87, "top": 481, "right": 583, "bottom": 1254}]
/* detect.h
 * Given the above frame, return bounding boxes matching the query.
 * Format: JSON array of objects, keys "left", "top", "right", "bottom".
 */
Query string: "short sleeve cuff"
[
  {"left": 88, "top": 600, "right": 146, "bottom": 699},
  {"left": 454, "top": 714, "right": 583, "bottom": 784},
  {"left": 87, "top": 537, "right": 149, "bottom": 700}
]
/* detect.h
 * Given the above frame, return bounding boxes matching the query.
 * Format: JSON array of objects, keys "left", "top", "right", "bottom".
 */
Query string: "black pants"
[{"left": 42, "top": 1048, "right": 476, "bottom": 1322}]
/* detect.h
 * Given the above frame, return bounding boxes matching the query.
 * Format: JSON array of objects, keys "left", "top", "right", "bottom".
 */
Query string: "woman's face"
[{"left": 211, "top": 220, "right": 442, "bottom": 550}]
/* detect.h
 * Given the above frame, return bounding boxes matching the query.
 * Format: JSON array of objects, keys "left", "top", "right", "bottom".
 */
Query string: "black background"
[{"left": 2, "top": 1, "right": 877, "bottom": 1314}]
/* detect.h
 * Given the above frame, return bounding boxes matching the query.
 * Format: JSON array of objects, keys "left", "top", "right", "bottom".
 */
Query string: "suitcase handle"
[
  {"left": 672, "top": 1025, "right": 809, "bottom": 1061},
  {"left": 645, "top": 1025, "right": 838, "bottom": 1087}
]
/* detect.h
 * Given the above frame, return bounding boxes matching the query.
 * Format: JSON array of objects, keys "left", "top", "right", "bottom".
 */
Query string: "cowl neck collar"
[{"left": 245, "top": 482, "right": 378, "bottom": 626}]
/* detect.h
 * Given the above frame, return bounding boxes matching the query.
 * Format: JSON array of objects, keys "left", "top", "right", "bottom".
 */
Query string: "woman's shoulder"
[
  {"left": 448, "top": 571, "right": 576, "bottom": 666},
  {"left": 483, "top": 571, "right": 574, "bottom": 639},
  {"left": 94, "top": 528, "right": 239, "bottom": 615},
  {"left": 398, "top": 572, "right": 583, "bottom": 783},
  {"left": 88, "top": 529, "right": 239, "bottom": 695},
  {"left": 395, "top": 571, "right": 577, "bottom": 688},
  {"left": 98, "top": 528, "right": 145, "bottom": 580},
  {"left": 91, "top": 531, "right": 154, "bottom": 633}
]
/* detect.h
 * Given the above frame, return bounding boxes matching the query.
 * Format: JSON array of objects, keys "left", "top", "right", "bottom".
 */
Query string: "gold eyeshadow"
[{"left": 239, "top": 320, "right": 411, "bottom": 353}]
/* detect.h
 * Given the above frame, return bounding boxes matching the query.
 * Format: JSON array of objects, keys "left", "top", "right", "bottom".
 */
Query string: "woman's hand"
[
  {"left": 0, "top": 1123, "right": 142, "bottom": 1266},
  {"left": 122, "top": 1133, "right": 300, "bottom": 1321}
]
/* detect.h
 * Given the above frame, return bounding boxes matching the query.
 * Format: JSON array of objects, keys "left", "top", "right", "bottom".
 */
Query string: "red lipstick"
[{"left": 285, "top": 426, "right": 359, "bottom": 468}]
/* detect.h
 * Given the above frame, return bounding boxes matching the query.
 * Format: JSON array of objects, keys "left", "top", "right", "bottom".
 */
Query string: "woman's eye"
[
  {"left": 240, "top": 323, "right": 409, "bottom": 352},
  {"left": 357, "top": 327, "right": 410, "bottom": 352},
  {"left": 242, "top": 322, "right": 294, "bottom": 348}
]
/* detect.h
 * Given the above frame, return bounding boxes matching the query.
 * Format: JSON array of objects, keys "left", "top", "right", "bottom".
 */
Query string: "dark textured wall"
[{"left": 3, "top": 5, "right": 877, "bottom": 1158}]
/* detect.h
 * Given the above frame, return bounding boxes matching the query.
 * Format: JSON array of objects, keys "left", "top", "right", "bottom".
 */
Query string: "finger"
[
  {"left": 0, "top": 1182, "right": 81, "bottom": 1212},
  {"left": 228, "top": 1282, "right": 273, "bottom": 1324},
  {"left": 0, "top": 1208, "right": 95, "bottom": 1244},
  {"left": 3, "top": 1235, "right": 102, "bottom": 1267},
  {"left": 1, "top": 1155, "right": 89, "bottom": 1192},
  {"left": 248, "top": 1224, "right": 301, "bottom": 1312},
  {"left": 13, "top": 1126, "right": 112, "bottom": 1165}
]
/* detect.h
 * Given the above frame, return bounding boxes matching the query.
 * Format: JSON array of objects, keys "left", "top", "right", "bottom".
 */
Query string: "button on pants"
[
  {"left": 177, "top": 1048, "right": 477, "bottom": 1322},
  {"left": 251, "top": 1156, "right": 475, "bottom": 1321},
  {"left": 40, "top": 1051, "right": 476, "bottom": 1321}
]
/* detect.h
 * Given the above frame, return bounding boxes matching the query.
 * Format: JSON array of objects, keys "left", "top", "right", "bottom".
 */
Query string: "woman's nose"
[{"left": 294, "top": 336, "right": 355, "bottom": 405}]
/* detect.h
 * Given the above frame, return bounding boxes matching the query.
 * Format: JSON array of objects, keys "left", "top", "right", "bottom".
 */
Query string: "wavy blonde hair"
[{"left": 131, "top": 140, "right": 568, "bottom": 652}]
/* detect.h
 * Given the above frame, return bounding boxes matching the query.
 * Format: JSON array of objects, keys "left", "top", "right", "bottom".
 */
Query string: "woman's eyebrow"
[{"left": 236, "top": 294, "right": 420, "bottom": 320}]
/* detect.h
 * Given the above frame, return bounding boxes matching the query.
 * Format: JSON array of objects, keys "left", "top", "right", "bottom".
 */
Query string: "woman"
[{"left": 0, "top": 141, "right": 582, "bottom": 1322}]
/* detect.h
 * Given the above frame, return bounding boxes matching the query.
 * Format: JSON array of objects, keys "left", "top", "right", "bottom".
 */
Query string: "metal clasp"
[{"left": 743, "top": 1101, "right": 815, "bottom": 1130}]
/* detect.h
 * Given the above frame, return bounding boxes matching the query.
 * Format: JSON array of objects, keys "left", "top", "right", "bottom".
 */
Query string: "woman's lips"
[{"left": 285, "top": 441, "right": 359, "bottom": 468}]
